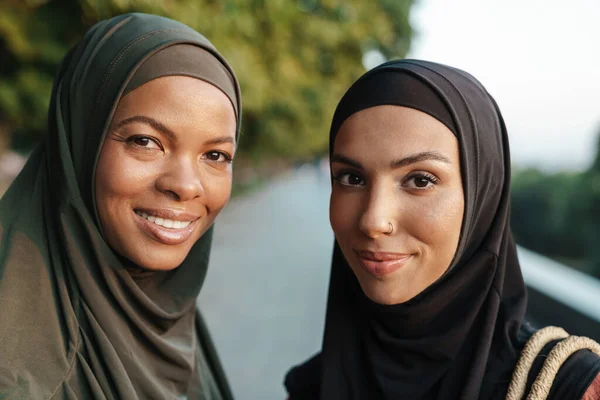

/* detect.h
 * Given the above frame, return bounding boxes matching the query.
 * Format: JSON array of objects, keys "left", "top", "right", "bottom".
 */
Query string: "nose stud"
[{"left": 386, "top": 222, "right": 394, "bottom": 235}]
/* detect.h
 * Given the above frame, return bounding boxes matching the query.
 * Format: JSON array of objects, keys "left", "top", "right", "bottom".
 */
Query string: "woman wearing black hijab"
[
  {"left": 0, "top": 14, "right": 240, "bottom": 399},
  {"left": 285, "top": 60, "right": 600, "bottom": 399}
]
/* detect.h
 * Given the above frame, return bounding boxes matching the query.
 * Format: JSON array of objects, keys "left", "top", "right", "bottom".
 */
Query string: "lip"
[
  {"left": 355, "top": 250, "right": 412, "bottom": 277},
  {"left": 134, "top": 209, "right": 200, "bottom": 245},
  {"left": 134, "top": 208, "right": 200, "bottom": 222}
]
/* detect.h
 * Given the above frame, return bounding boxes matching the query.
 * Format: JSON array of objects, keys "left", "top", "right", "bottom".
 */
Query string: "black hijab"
[
  {"left": 0, "top": 13, "right": 240, "bottom": 399},
  {"left": 285, "top": 60, "right": 600, "bottom": 399}
]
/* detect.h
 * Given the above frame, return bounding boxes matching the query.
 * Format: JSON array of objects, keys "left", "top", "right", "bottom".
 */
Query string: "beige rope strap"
[
  {"left": 506, "top": 326, "right": 569, "bottom": 400},
  {"left": 505, "top": 326, "right": 600, "bottom": 400},
  {"left": 527, "top": 335, "right": 600, "bottom": 400}
]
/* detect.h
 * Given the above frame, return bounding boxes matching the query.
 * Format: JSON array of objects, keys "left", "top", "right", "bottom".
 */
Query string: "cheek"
[
  {"left": 204, "top": 171, "right": 233, "bottom": 213},
  {"left": 329, "top": 190, "right": 358, "bottom": 238},
  {"left": 101, "top": 169, "right": 149, "bottom": 200},
  {"left": 412, "top": 191, "right": 464, "bottom": 255},
  {"left": 95, "top": 146, "right": 156, "bottom": 216}
]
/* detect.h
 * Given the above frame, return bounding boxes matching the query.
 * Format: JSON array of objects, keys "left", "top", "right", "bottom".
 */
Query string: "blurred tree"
[
  {"left": 589, "top": 126, "right": 600, "bottom": 174},
  {"left": 511, "top": 169, "right": 585, "bottom": 260},
  {"left": 0, "top": 0, "right": 413, "bottom": 159},
  {"left": 578, "top": 129, "right": 600, "bottom": 277},
  {"left": 510, "top": 129, "right": 600, "bottom": 278}
]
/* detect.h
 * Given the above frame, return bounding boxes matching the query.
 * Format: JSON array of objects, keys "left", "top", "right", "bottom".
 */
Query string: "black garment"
[{"left": 285, "top": 60, "right": 600, "bottom": 399}]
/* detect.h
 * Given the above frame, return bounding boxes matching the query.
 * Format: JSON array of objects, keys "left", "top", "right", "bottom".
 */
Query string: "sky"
[{"left": 403, "top": 0, "right": 600, "bottom": 171}]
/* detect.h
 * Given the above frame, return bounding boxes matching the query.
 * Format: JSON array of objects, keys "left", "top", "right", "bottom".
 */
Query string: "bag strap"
[
  {"left": 528, "top": 335, "right": 600, "bottom": 399},
  {"left": 506, "top": 326, "right": 568, "bottom": 400},
  {"left": 505, "top": 326, "right": 600, "bottom": 400}
]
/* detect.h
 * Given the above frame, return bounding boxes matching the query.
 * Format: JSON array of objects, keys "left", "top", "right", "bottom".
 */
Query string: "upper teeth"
[{"left": 136, "top": 211, "right": 192, "bottom": 229}]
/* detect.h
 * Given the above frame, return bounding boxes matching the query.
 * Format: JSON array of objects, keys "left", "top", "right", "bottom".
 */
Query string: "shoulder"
[
  {"left": 515, "top": 327, "right": 600, "bottom": 400},
  {"left": 285, "top": 353, "right": 321, "bottom": 400},
  {"left": 542, "top": 347, "right": 600, "bottom": 400},
  {"left": 583, "top": 372, "right": 600, "bottom": 400}
]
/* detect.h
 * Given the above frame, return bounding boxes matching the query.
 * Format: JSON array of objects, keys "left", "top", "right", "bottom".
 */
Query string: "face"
[
  {"left": 95, "top": 76, "right": 237, "bottom": 271},
  {"left": 330, "top": 105, "right": 464, "bottom": 305}
]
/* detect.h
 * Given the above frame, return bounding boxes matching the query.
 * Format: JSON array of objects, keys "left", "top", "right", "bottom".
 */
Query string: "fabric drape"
[{"left": 0, "top": 13, "right": 240, "bottom": 400}]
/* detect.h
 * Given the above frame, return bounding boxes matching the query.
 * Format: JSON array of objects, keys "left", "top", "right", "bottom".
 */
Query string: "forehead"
[
  {"left": 113, "top": 76, "right": 237, "bottom": 139},
  {"left": 333, "top": 105, "right": 459, "bottom": 160},
  {"left": 118, "top": 75, "right": 234, "bottom": 113}
]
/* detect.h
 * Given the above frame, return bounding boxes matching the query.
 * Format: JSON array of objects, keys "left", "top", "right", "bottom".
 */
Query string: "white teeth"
[{"left": 135, "top": 211, "right": 192, "bottom": 229}]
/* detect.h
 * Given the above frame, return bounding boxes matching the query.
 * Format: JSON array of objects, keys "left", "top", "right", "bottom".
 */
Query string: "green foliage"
[
  {"left": 589, "top": 128, "right": 600, "bottom": 174},
  {"left": 510, "top": 135, "right": 600, "bottom": 277},
  {"left": 0, "top": 0, "right": 414, "bottom": 158},
  {"left": 511, "top": 169, "right": 585, "bottom": 259}
]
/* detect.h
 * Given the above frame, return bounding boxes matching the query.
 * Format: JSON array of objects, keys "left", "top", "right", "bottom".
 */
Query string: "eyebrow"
[
  {"left": 331, "top": 151, "right": 452, "bottom": 169},
  {"left": 391, "top": 151, "right": 452, "bottom": 168},
  {"left": 113, "top": 115, "right": 235, "bottom": 145},
  {"left": 204, "top": 136, "right": 235, "bottom": 145},
  {"left": 114, "top": 115, "right": 176, "bottom": 142}
]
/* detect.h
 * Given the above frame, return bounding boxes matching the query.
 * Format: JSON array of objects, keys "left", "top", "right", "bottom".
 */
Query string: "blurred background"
[{"left": 1, "top": 0, "right": 600, "bottom": 398}]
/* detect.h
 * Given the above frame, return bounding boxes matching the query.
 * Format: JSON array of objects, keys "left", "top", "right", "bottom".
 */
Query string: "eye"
[
  {"left": 203, "top": 151, "right": 232, "bottom": 163},
  {"left": 128, "top": 135, "right": 161, "bottom": 150},
  {"left": 403, "top": 172, "right": 439, "bottom": 190},
  {"left": 334, "top": 171, "right": 365, "bottom": 187}
]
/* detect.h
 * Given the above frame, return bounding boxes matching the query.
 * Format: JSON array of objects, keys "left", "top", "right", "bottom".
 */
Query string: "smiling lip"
[
  {"left": 134, "top": 208, "right": 200, "bottom": 245},
  {"left": 355, "top": 250, "right": 412, "bottom": 277}
]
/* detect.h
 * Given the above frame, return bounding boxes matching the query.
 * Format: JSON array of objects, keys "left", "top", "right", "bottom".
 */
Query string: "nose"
[
  {"left": 358, "top": 184, "right": 396, "bottom": 239},
  {"left": 155, "top": 156, "right": 204, "bottom": 202}
]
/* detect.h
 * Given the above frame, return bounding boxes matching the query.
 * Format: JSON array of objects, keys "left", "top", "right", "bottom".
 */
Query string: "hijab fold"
[
  {"left": 285, "top": 60, "right": 599, "bottom": 399},
  {"left": 0, "top": 13, "right": 239, "bottom": 399}
]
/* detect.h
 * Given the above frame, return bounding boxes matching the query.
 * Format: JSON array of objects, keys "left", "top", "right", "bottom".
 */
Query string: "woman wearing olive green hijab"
[{"left": 0, "top": 13, "right": 240, "bottom": 399}]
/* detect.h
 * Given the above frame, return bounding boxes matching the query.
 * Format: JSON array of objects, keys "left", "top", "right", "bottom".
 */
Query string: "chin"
[
  {"left": 365, "top": 291, "right": 405, "bottom": 306},
  {"left": 138, "top": 261, "right": 183, "bottom": 271},
  {"left": 122, "top": 245, "right": 190, "bottom": 271},
  {"left": 120, "top": 227, "right": 205, "bottom": 271},
  {"left": 142, "top": 251, "right": 189, "bottom": 271},
  {"left": 358, "top": 279, "right": 412, "bottom": 306}
]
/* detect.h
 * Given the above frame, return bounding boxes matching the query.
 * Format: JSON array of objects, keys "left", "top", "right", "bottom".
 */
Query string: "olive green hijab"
[{"left": 0, "top": 13, "right": 240, "bottom": 399}]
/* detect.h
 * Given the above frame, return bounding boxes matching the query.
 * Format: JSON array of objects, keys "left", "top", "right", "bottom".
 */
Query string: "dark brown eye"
[
  {"left": 128, "top": 135, "right": 161, "bottom": 149},
  {"left": 335, "top": 172, "right": 365, "bottom": 187},
  {"left": 133, "top": 137, "right": 150, "bottom": 146},
  {"left": 204, "top": 151, "right": 231, "bottom": 163},
  {"left": 414, "top": 177, "right": 430, "bottom": 188},
  {"left": 348, "top": 175, "right": 363, "bottom": 185},
  {"left": 404, "top": 172, "right": 439, "bottom": 190}
]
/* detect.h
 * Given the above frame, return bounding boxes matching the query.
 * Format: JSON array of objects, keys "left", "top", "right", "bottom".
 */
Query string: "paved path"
[{"left": 199, "top": 166, "right": 333, "bottom": 399}]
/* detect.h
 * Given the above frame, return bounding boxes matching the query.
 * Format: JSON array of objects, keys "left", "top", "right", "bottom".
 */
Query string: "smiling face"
[
  {"left": 95, "top": 76, "right": 237, "bottom": 271},
  {"left": 329, "top": 105, "right": 465, "bottom": 305}
]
